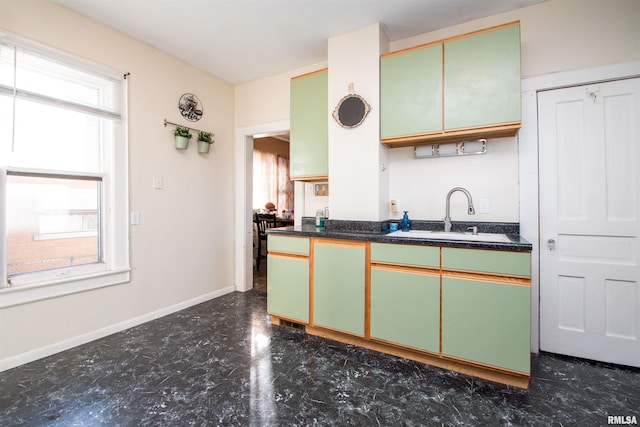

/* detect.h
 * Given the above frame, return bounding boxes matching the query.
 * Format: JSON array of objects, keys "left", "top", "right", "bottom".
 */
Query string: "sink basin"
[{"left": 387, "top": 230, "right": 512, "bottom": 243}]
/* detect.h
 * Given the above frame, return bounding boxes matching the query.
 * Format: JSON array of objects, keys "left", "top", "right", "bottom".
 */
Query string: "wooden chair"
[{"left": 254, "top": 213, "right": 276, "bottom": 270}]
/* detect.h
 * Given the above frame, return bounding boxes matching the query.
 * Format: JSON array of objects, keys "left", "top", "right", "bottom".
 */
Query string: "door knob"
[{"left": 548, "top": 238, "right": 556, "bottom": 251}]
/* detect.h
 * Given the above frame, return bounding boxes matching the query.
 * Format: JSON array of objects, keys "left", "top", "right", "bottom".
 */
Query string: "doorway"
[
  {"left": 234, "top": 120, "right": 290, "bottom": 293},
  {"left": 252, "top": 134, "right": 292, "bottom": 292},
  {"left": 538, "top": 78, "right": 640, "bottom": 367}
]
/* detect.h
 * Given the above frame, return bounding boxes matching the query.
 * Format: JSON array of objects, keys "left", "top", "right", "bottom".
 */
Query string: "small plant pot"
[
  {"left": 175, "top": 135, "right": 190, "bottom": 149},
  {"left": 197, "top": 141, "right": 211, "bottom": 153}
]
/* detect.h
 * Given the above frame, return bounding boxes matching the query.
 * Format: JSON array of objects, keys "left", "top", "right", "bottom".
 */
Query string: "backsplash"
[{"left": 301, "top": 217, "right": 520, "bottom": 235}]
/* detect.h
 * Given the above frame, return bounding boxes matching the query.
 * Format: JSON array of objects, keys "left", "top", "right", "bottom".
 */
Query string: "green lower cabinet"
[
  {"left": 370, "top": 267, "right": 440, "bottom": 353},
  {"left": 442, "top": 276, "right": 530, "bottom": 374},
  {"left": 267, "top": 255, "right": 309, "bottom": 323},
  {"left": 313, "top": 241, "right": 366, "bottom": 336}
]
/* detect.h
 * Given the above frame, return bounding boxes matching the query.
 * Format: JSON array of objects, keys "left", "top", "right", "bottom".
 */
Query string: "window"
[
  {"left": 252, "top": 149, "right": 293, "bottom": 213},
  {"left": 0, "top": 34, "right": 130, "bottom": 306}
]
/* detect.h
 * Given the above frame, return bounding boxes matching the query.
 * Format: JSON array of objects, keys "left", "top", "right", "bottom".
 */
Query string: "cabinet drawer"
[
  {"left": 268, "top": 235, "right": 309, "bottom": 256},
  {"left": 371, "top": 243, "right": 439, "bottom": 268},
  {"left": 442, "top": 247, "right": 530, "bottom": 277}
]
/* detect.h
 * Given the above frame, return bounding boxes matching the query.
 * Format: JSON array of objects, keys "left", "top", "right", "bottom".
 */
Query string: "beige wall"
[
  {"left": 0, "top": 0, "right": 235, "bottom": 365},
  {"left": 234, "top": 0, "right": 640, "bottom": 219}
]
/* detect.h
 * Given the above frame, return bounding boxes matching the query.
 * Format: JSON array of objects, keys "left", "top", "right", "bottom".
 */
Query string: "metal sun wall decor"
[
  {"left": 332, "top": 83, "right": 370, "bottom": 129},
  {"left": 179, "top": 93, "right": 203, "bottom": 121}
]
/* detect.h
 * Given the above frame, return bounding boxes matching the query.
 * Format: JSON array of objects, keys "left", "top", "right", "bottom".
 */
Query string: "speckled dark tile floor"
[{"left": 1, "top": 291, "right": 638, "bottom": 426}]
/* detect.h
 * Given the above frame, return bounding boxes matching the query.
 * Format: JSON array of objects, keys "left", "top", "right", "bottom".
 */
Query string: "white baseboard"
[{"left": 0, "top": 285, "right": 235, "bottom": 372}]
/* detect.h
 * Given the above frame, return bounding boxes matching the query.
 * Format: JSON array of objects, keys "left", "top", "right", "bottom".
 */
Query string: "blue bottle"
[{"left": 401, "top": 211, "right": 411, "bottom": 232}]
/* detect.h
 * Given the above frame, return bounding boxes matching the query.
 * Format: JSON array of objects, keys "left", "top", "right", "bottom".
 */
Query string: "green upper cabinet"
[
  {"left": 380, "top": 22, "right": 521, "bottom": 147},
  {"left": 290, "top": 69, "right": 328, "bottom": 181},
  {"left": 380, "top": 43, "right": 443, "bottom": 139},
  {"left": 444, "top": 23, "right": 521, "bottom": 131},
  {"left": 313, "top": 240, "right": 366, "bottom": 336}
]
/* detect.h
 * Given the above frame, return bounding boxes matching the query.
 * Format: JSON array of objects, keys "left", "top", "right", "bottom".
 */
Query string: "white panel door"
[{"left": 539, "top": 78, "right": 640, "bottom": 367}]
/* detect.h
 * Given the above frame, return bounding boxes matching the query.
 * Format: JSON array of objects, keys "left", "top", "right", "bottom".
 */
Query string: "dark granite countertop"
[{"left": 267, "top": 218, "right": 532, "bottom": 251}]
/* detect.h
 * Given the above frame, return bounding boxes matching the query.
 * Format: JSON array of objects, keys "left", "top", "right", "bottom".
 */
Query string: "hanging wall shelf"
[
  {"left": 164, "top": 119, "right": 214, "bottom": 137},
  {"left": 164, "top": 119, "right": 215, "bottom": 152}
]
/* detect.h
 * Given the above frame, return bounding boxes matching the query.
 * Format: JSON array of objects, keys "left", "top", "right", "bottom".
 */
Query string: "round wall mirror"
[{"left": 333, "top": 94, "right": 370, "bottom": 128}]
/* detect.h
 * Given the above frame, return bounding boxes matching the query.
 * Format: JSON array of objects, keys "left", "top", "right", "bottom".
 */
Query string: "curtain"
[
  {"left": 277, "top": 154, "right": 294, "bottom": 213},
  {"left": 253, "top": 150, "right": 293, "bottom": 213}
]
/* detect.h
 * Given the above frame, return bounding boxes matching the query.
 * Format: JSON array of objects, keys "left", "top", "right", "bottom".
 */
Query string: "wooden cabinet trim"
[
  {"left": 442, "top": 270, "right": 531, "bottom": 286},
  {"left": 364, "top": 243, "right": 371, "bottom": 340},
  {"left": 381, "top": 21, "right": 520, "bottom": 59},
  {"left": 381, "top": 122, "right": 520, "bottom": 148},
  {"left": 444, "top": 20, "right": 520, "bottom": 44},
  {"left": 291, "top": 67, "right": 328, "bottom": 80},
  {"left": 268, "top": 251, "right": 309, "bottom": 260},
  {"left": 290, "top": 173, "right": 329, "bottom": 182},
  {"left": 313, "top": 238, "right": 367, "bottom": 248},
  {"left": 370, "top": 262, "right": 440, "bottom": 276}
]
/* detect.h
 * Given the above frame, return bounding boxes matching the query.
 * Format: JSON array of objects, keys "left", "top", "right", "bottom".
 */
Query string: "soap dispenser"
[{"left": 401, "top": 211, "right": 411, "bottom": 232}]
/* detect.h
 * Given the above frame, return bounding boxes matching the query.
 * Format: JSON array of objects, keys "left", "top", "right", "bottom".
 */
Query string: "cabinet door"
[
  {"left": 380, "top": 44, "right": 443, "bottom": 139},
  {"left": 442, "top": 276, "right": 530, "bottom": 373},
  {"left": 267, "top": 254, "right": 309, "bottom": 323},
  {"left": 290, "top": 69, "right": 328, "bottom": 180},
  {"left": 313, "top": 240, "right": 365, "bottom": 336},
  {"left": 370, "top": 267, "right": 440, "bottom": 353},
  {"left": 444, "top": 23, "right": 521, "bottom": 130}
]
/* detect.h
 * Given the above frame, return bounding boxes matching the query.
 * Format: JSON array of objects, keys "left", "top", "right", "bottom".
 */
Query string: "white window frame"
[{"left": 0, "top": 33, "right": 130, "bottom": 308}]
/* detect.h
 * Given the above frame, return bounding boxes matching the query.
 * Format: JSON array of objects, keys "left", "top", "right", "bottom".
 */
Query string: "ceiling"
[{"left": 52, "top": 0, "right": 546, "bottom": 85}]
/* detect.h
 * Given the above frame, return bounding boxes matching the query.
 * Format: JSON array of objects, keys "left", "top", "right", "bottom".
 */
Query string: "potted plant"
[
  {"left": 174, "top": 125, "right": 192, "bottom": 149},
  {"left": 197, "top": 131, "right": 214, "bottom": 153}
]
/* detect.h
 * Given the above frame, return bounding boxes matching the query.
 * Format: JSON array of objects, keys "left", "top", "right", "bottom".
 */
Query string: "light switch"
[
  {"left": 153, "top": 175, "right": 163, "bottom": 189},
  {"left": 131, "top": 211, "right": 140, "bottom": 225}
]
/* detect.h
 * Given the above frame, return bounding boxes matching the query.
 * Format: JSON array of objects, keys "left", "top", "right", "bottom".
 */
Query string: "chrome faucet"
[{"left": 444, "top": 187, "right": 475, "bottom": 232}]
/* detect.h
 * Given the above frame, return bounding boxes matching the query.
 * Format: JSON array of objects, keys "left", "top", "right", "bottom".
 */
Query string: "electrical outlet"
[{"left": 390, "top": 199, "right": 398, "bottom": 213}]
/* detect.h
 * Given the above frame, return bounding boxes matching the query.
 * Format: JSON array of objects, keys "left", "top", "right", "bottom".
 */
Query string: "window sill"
[{"left": 0, "top": 268, "right": 131, "bottom": 308}]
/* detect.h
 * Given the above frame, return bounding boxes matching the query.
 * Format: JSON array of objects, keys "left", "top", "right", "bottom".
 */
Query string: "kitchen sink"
[{"left": 387, "top": 230, "right": 512, "bottom": 243}]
